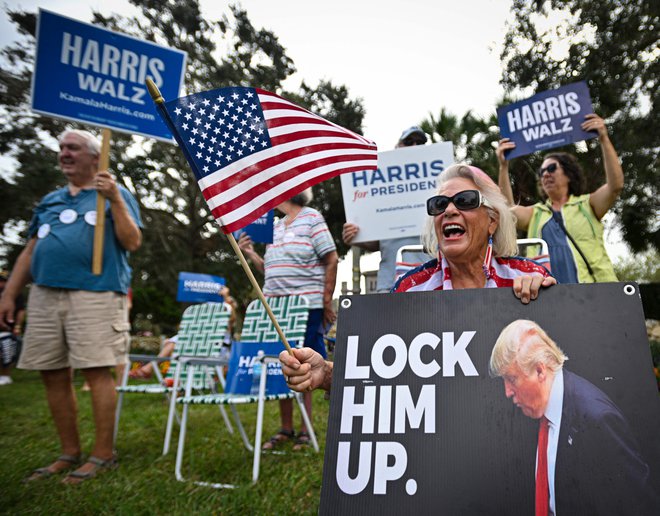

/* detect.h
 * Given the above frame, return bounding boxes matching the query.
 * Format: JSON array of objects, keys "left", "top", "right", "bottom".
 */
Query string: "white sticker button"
[
  {"left": 59, "top": 209, "right": 78, "bottom": 224},
  {"left": 84, "top": 210, "right": 97, "bottom": 226},
  {"left": 37, "top": 224, "right": 51, "bottom": 239}
]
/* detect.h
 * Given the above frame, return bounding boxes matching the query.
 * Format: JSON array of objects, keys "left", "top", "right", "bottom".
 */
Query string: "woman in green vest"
[{"left": 496, "top": 113, "right": 623, "bottom": 283}]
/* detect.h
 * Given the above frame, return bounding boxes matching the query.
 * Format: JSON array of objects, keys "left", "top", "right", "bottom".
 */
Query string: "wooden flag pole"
[
  {"left": 92, "top": 128, "right": 112, "bottom": 275},
  {"left": 145, "top": 78, "right": 293, "bottom": 355}
]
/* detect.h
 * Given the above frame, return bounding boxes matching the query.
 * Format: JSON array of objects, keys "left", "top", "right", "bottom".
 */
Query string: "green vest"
[{"left": 527, "top": 194, "right": 618, "bottom": 283}]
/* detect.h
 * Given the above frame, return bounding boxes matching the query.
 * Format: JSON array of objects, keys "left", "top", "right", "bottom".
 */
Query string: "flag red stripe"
[
  {"left": 265, "top": 114, "right": 339, "bottom": 130},
  {"left": 269, "top": 129, "right": 370, "bottom": 146}
]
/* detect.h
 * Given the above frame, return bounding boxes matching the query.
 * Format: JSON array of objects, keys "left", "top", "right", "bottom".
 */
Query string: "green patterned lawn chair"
[
  {"left": 114, "top": 302, "right": 232, "bottom": 455},
  {"left": 174, "top": 295, "right": 319, "bottom": 488}
]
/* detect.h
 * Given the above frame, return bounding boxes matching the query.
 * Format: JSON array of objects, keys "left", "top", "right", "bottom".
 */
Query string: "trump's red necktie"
[{"left": 535, "top": 416, "right": 549, "bottom": 516}]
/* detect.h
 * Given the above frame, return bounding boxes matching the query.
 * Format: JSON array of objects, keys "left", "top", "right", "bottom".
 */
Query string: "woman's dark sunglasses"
[
  {"left": 538, "top": 162, "right": 558, "bottom": 177},
  {"left": 426, "top": 189, "right": 490, "bottom": 216}
]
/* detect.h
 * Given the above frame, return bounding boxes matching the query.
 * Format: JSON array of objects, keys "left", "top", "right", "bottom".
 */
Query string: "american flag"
[{"left": 162, "top": 86, "right": 377, "bottom": 233}]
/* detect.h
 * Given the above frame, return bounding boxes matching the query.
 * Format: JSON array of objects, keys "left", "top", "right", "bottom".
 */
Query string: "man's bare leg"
[
  {"left": 27, "top": 368, "right": 82, "bottom": 477},
  {"left": 63, "top": 366, "right": 116, "bottom": 483}
]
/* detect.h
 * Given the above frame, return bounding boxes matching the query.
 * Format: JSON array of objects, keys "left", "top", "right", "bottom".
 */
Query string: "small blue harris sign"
[
  {"left": 225, "top": 341, "right": 290, "bottom": 395},
  {"left": 31, "top": 9, "right": 186, "bottom": 141},
  {"left": 232, "top": 210, "right": 274, "bottom": 244},
  {"left": 176, "top": 272, "right": 225, "bottom": 303},
  {"left": 497, "top": 81, "right": 597, "bottom": 159}
]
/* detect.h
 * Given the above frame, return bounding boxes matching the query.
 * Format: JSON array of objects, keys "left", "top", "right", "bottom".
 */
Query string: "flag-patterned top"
[
  {"left": 163, "top": 87, "right": 377, "bottom": 233},
  {"left": 393, "top": 256, "right": 551, "bottom": 292}
]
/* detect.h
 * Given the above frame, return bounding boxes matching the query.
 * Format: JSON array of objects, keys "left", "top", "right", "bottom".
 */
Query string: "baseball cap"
[{"left": 398, "top": 126, "right": 428, "bottom": 146}]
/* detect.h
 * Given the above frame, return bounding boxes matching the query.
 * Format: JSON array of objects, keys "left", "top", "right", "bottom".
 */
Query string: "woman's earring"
[{"left": 482, "top": 234, "right": 493, "bottom": 279}]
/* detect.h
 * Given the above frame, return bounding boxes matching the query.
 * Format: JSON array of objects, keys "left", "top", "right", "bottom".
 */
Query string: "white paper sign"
[{"left": 340, "top": 142, "right": 454, "bottom": 242}]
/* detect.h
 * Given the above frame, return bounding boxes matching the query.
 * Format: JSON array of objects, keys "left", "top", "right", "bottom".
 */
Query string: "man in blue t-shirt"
[{"left": 0, "top": 129, "right": 142, "bottom": 483}]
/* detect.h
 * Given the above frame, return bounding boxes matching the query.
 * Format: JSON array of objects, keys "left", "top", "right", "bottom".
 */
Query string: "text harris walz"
[
  {"left": 506, "top": 92, "right": 581, "bottom": 142},
  {"left": 60, "top": 32, "right": 165, "bottom": 105}
]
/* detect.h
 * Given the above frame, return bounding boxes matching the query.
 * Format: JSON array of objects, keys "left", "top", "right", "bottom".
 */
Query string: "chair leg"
[
  {"left": 174, "top": 400, "right": 189, "bottom": 482},
  {"left": 175, "top": 378, "right": 237, "bottom": 488},
  {"left": 213, "top": 365, "right": 234, "bottom": 434},
  {"left": 113, "top": 364, "right": 130, "bottom": 447},
  {"left": 252, "top": 390, "right": 266, "bottom": 483},
  {"left": 296, "top": 392, "right": 320, "bottom": 452},
  {"left": 252, "top": 364, "right": 269, "bottom": 483},
  {"left": 113, "top": 391, "right": 124, "bottom": 447},
  {"left": 230, "top": 405, "right": 253, "bottom": 451},
  {"left": 164, "top": 363, "right": 183, "bottom": 455},
  {"left": 217, "top": 405, "right": 234, "bottom": 434}
]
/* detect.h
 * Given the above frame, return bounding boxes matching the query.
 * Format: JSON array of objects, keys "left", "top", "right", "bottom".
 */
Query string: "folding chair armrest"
[
  {"left": 177, "top": 356, "right": 228, "bottom": 367},
  {"left": 128, "top": 353, "right": 172, "bottom": 363}
]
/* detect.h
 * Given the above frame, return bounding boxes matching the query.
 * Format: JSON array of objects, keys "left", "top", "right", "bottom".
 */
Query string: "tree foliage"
[
  {"left": 420, "top": 108, "right": 500, "bottom": 172},
  {"left": 0, "top": 0, "right": 367, "bottom": 333},
  {"left": 613, "top": 249, "right": 660, "bottom": 283},
  {"left": 500, "top": 0, "right": 659, "bottom": 252}
]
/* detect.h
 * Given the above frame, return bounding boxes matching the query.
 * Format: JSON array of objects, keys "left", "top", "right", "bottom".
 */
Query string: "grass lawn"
[{"left": 1, "top": 369, "right": 329, "bottom": 515}]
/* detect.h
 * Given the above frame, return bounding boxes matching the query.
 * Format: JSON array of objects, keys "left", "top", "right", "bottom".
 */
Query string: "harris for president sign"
[
  {"left": 340, "top": 142, "right": 454, "bottom": 243},
  {"left": 497, "top": 82, "right": 597, "bottom": 159}
]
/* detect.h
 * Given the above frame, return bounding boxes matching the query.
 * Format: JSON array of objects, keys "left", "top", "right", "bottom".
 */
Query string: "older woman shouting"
[
  {"left": 393, "top": 164, "right": 553, "bottom": 296},
  {"left": 281, "top": 164, "right": 555, "bottom": 393}
]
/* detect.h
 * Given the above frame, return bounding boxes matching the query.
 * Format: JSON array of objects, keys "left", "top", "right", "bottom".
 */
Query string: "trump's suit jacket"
[{"left": 554, "top": 369, "right": 659, "bottom": 515}]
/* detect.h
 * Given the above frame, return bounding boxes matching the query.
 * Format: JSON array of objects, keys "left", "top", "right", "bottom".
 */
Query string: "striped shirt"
[
  {"left": 393, "top": 256, "right": 551, "bottom": 292},
  {"left": 263, "top": 206, "right": 336, "bottom": 308}
]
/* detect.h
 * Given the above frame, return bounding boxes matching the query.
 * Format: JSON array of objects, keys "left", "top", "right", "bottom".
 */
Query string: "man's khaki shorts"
[{"left": 18, "top": 285, "right": 131, "bottom": 370}]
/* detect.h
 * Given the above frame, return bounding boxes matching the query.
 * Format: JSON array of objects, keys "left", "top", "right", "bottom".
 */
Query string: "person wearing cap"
[
  {"left": 342, "top": 126, "right": 432, "bottom": 292},
  {"left": 0, "top": 129, "right": 142, "bottom": 483},
  {"left": 281, "top": 164, "right": 555, "bottom": 393}
]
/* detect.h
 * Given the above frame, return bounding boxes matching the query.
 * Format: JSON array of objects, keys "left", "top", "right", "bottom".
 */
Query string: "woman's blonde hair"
[{"left": 421, "top": 164, "right": 518, "bottom": 257}]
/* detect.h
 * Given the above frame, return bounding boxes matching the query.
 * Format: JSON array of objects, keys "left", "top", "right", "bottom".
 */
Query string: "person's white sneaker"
[{"left": 0, "top": 375, "right": 13, "bottom": 385}]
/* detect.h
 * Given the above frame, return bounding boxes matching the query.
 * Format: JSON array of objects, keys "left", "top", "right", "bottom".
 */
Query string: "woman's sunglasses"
[
  {"left": 537, "top": 162, "right": 558, "bottom": 177},
  {"left": 426, "top": 190, "right": 490, "bottom": 216}
]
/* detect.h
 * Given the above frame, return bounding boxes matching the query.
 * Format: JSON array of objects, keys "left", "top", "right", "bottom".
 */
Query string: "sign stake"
[{"left": 92, "top": 128, "right": 111, "bottom": 275}]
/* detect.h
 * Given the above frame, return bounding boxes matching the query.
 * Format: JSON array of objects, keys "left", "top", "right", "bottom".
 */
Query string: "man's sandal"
[
  {"left": 23, "top": 454, "right": 83, "bottom": 482},
  {"left": 62, "top": 455, "right": 118, "bottom": 485},
  {"left": 292, "top": 431, "right": 311, "bottom": 451},
  {"left": 262, "top": 429, "right": 295, "bottom": 450}
]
